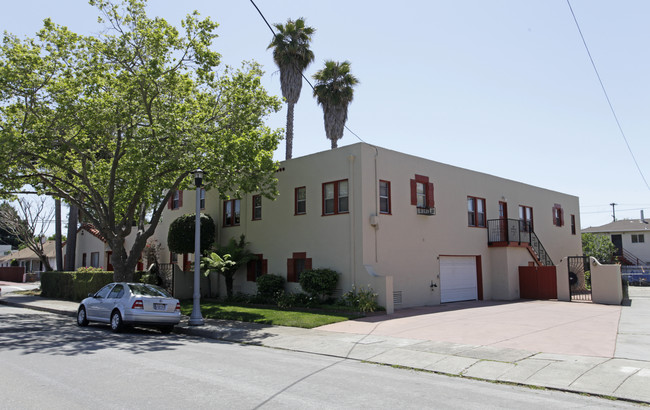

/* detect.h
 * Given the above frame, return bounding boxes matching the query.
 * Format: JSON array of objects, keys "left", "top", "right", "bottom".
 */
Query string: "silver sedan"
[{"left": 77, "top": 282, "right": 181, "bottom": 333}]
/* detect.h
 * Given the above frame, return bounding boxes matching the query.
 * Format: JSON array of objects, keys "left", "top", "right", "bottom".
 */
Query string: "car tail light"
[
  {"left": 132, "top": 300, "right": 144, "bottom": 309},
  {"left": 175, "top": 302, "right": 181, "bottom": 311}
]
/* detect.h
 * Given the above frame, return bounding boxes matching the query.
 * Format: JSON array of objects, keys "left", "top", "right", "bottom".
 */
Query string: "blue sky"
[{"left": 2, "top": 0, "right": 649, "bottom": 229}]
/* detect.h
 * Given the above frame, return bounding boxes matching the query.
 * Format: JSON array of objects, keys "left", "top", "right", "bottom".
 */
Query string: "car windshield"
[{"left": 127, "top": 283, "right": 172, "bottom": 298}]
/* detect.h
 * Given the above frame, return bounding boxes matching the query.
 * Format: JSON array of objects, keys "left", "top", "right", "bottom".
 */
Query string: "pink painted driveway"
[{"left": 317, "top": 299, "right": 622, "bottom": 357}]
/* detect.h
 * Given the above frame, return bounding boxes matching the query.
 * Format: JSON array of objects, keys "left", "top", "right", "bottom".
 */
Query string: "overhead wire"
[
  {"left": 248, "top": 0, "right": 367, "bottom": 144},
  {"left": 566, "top": 0, "right": 650, "bottom": 191}
]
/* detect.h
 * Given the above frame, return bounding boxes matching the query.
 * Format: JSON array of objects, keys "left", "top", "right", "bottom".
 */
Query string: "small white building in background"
[
  {"left": 151, "top": 143, "right": 582, "bottom": 312},
  {"left": 0, "top": 240, "right": 57, "bottom": 272},
  {"left": 583, "top": 216, "right": 650, "bottom": 265}
]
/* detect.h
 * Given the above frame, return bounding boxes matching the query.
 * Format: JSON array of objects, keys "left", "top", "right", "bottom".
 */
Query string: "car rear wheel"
[
  {"left": 110, "top": 310, "right": 123, "bottom": 333},
  {"left": 160, "top": 325, "right": 174, "bottom": 334},
  {"left": 77, "top": 306, "right": 89, "bottom": 327}
]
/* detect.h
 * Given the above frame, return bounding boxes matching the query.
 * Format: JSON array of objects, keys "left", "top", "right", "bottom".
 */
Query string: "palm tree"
[
  {"left": 312, "top": 60, "right": 359, "bottom": 149},
  {"left": 268, "top": 18, "right": 315, "bottom": 160}
]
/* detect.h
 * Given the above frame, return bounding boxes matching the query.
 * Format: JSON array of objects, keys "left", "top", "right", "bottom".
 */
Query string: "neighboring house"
[
  {"left": 0, "top": 240, "right": 57, "bottom": 272},
  {"left": 67, "top": 224, "right": 144, "bottom": 271},
  {"left": 583, "top": 215, "right": 650, "bottom": 265},
  {"left": 152, "top": 143, "right": 582, "bottom": 312}
]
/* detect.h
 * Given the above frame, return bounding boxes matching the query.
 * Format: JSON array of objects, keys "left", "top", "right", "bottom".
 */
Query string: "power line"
[
  {"left": 248, "top": 0, "right": 366, "bottom": 144},
  {"left": 566, "top": 0, "right": 650, "bottom": 191}
]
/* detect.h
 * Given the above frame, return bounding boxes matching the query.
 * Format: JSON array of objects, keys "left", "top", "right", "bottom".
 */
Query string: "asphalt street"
[{"left": 0, "top": 305, "right": 642, "bottom": 410}]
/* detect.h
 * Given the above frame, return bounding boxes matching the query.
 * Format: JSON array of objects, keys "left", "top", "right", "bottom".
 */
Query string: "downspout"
[
  {"left": 349, "top": 154, "right": 356, "bottom": 288},
  {"left": 374, "top": 146, "right": 379, "bottom": 263}
]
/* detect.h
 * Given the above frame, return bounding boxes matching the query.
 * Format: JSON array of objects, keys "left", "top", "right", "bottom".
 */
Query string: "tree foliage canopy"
[
  {"left": 0, "top": 0, "right": 282, "bottom": 280},
  {"left": 582, "top": 233, "right": 617, "bottom": 264}
]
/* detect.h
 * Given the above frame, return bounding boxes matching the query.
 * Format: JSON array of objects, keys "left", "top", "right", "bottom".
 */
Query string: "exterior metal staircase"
[{"left": 487, "top": 219, "right": 553, "bottom": 266}]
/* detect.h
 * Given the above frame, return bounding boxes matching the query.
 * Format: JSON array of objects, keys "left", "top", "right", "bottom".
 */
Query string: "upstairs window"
[
  {"left": 632, "top": 234, "right": 645, "bottom": 243},
  {"left": 168, "top": 190, "right": 183, "bottom": 210},
  {"left": 571, "top": 214, "right": 576, "bottom": 235},
  {"left": 410, "top": 174, "right": 434, "bottom": 213},
  {"left": 379, "top": 180, "right": 391, "bottom": 214},
  {"left": 467, "top": 196, "right": 486, "bottom": 227},
  {"left": 223, "top": 199, "right": 241, "bottom": 227},
  {"left": 552, "top": 204, "right": 564, "bottom": 227},
  {"left": 519, "top": 205, "right": 533, "bottom": 232},
  {"left": 252, "top": 195, "right": 262, "bottom": 220},
  {"left": 323, "top": 180, "right": 349, "bottom": 215},
  {"left": 295, "top": 187, "right": 306, "bottom": 215}
]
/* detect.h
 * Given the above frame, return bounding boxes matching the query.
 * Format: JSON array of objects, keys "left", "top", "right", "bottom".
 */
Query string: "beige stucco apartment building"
[{"left": 153, "top": 143, "right": 582, "bottom": 313}]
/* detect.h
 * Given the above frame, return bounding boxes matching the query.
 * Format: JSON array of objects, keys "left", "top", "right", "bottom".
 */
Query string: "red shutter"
[
  {"left": 247, "top": 260, "right": 255, "bottom": 282},
  {"left": 410, "top": 179, "right": 417, "bottom": 205},
  {"left": 305, "top": 258, "right": 312, "bottom": 271},
  {"left": 560, "top": 208, "right": 565, "bottom": 226},
  {"left": 427, "top": 182, "right": 434, "bottom": 207},
  {"left": 179, "top": 190, "right": 183, "bottom": 207},
  {"left": 287, "top": 258, "right": 296, "bottom": 282}
]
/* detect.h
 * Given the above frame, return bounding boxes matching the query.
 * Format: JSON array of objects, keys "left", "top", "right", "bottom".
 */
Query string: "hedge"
[{"left": 40, "top": 271, "right": 149, "bottom": 302}]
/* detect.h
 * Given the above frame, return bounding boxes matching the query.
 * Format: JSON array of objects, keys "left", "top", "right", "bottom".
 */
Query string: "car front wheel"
[
  {"left": 110, "top": 310, "right": 123, "bottom": 333},
  {"left": 77, "top": 306, "right": 89, "bottom": 327}
]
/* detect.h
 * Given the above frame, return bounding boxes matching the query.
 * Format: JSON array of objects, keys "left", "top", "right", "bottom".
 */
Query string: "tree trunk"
[
  {"left": 64, "top": 203, "right": 78, "bottom": 271},
  {"left": 55, "top": 198, "right": 63, "bottom": 271},
  {"left": 331, "top": 138, "right": 338, "bottom": 149},
  {"left": 285, "top": 102, "right": 295, "bottom": 160},
  {"left": 225, "top": 275, "right": 234, "bottom": 299}
]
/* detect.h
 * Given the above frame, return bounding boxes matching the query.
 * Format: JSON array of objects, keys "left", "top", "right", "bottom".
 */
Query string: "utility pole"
[{"left": 610, "top": 203, "right": 617, "bottom": 222}]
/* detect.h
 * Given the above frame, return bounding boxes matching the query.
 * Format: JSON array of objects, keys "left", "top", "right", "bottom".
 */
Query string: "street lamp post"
[{"left": 188, "top": 168, "right": 204, "bottom": 326}]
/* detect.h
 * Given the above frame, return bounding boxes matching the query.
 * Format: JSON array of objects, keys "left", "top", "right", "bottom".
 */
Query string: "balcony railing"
[{"left": 487, "top": 219, "right": 553, "bottom": 266}]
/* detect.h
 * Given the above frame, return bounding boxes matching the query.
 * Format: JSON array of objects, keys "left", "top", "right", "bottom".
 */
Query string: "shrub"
[
  {"left": 299, "top": 268, "right": 339, "bottom": 301},
  {"left": 339, "top": 285, "right": 380, "bottom": 313},
  {"left": 76, "top": 266, "right": 104, "bottom": 273},
  {"left": 167, "top": 213, "right": 216, "bottom": 255},
  {"left": 256, "top": 274, "right": 285, "bottom": 299},
  {"left": 276, "top": 291, "right": 314, "bottom": 309}
]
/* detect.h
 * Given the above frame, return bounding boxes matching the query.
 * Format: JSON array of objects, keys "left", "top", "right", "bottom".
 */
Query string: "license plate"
[{"left": 154, "top": 303, "right": 166, "bottom": 311}]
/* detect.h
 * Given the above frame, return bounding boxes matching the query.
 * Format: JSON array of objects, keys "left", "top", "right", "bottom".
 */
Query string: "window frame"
[
  {"left": 552, "top": 204, "right": 564, "bottom": 227},
  {"left": 379, "top": 180, "right": 391, "bottom": 214},
  {"left": 519, "top": 205, "right": 534, "bottom": 232},
  {"left": 90, "top": 252, "right": 100, "bottom": 268},
  {"left": 467, "top": 196, "right": 487, "bottom": 228},
  {"left": 252, "top": 195, "right": 262, "bottom": 221},
  {"left": 322, "top": 179, "right": 349, "bottom": 216},
  {"left": 247, "top": 254, "right": 268, "bottom": 281},
  {"left": 295, "top": 186, "right": 306, "bottom": 215},
  {"left": 571, "top": 214, "right": 576, "bottom": 235},
  {"left": 223, "top": 199, "right": 241, "bottom": 227},
  {"left": 410, "top": 174, "right": 434, "bottom": 210},
  {"left": 632, "top": 234, "right": 645, "bottom": 243},
  {"left": 287, "top": 252, "right": 312, "bottom": 282}
]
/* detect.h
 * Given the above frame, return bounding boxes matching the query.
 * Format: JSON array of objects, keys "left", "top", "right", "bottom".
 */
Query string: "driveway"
[{"left": 318, "top": 298, "right": 622, "bottom": 357}]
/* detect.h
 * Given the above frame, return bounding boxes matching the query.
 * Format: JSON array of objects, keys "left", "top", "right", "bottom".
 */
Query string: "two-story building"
[{"left": 153, "top": 143, "right": 582, "bottom": 312}]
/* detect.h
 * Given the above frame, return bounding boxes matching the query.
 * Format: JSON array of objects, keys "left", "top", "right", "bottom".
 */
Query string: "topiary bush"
[
  {"left": 256, "top": 274, "right": 285, "bottom": 299},
  {"left": 299, "top": 268, "right": 339, "bottom": 301},
  {"left": 167, "top": 213, "right": 216, "bottom": 255}
]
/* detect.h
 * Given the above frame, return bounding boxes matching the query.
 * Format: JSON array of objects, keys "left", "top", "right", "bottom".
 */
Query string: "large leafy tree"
[
  {"left": 582, "top": 233, "right": 617, "bottom": 264},
  {"left": 267, "top": 18, "right": 315, "bottom": 160},
  {"left": 312, "top": 60, "right": 359, "bottom": 149},
  {"left": 0, "top": 0, "right": 282, "bottom": 281}
]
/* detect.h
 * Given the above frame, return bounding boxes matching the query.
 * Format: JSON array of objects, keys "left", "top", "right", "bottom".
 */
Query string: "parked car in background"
[{"left": 77, "top": 282, "right": 181, "bottom": 333}]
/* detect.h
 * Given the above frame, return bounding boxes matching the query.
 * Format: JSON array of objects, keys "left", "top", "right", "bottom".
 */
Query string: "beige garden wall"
[{"left": 589, "top": 257, "right": 623, "bottom": 305}]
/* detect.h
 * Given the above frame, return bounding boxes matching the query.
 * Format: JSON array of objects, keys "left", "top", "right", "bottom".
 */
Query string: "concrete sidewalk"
[{"left": 1, "top": 286, "right": 649, "bottom": 405}]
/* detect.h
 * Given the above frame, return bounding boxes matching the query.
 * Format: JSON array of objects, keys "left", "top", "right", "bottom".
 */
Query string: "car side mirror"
[{"left": 89, "top": 293, "right": 95, "bottom": 298}]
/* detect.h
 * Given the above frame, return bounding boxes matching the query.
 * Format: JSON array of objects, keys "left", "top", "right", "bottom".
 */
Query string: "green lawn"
[{"left": 180, "top": 300, "right": 364, "bottom": 328}]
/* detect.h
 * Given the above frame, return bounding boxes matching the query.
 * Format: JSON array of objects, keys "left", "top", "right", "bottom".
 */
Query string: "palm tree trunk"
[
  {"left": 285, "top": 102, "right": 295, "bottom": 160},
  {"left": 331, "top": 139, "right": 338, "bottom": 149}
]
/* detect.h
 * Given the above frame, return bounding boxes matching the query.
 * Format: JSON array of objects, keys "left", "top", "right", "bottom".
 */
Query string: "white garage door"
[{"left": 440, "top": 256, "right": 478, "bottom": 303}]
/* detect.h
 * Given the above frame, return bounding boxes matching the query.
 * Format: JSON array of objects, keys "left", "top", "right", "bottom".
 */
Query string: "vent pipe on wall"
[{"left": 642, "top": 210, "right": 647, "bottom": 224}]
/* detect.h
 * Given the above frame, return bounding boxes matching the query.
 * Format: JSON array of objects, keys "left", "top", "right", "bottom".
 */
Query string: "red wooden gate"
[{"left": 519, "top": 266, "right": 557, "bottom": 300}]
